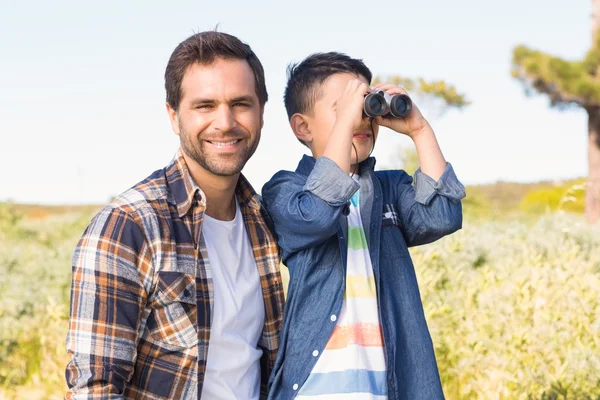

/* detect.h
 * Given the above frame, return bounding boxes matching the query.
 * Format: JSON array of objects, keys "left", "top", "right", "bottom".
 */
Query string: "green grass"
[
  {"left": 0, "top": 180, "right": 598, "bottom": 399},
  {"left": 413, "top": 213, "right": 600, "bottom": 399},
  {"left": 0, "top": 204, "right": 94, "bottom": 399},
  {"left": 463, "top": 178, "right": 585, "bottom": 220}
]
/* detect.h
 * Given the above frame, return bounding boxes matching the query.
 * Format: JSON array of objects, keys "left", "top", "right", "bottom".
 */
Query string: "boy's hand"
[
  {"left": 334, "top": 79, "right": 370, "bottom": 133},
  {"left": 371, "top": 83, "right": 430, "bottom": 138}
]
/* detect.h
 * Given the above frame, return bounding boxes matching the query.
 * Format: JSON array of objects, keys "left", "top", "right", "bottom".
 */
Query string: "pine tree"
[{"left": 512, "top": 0, "right": 600, "bottom": 223}]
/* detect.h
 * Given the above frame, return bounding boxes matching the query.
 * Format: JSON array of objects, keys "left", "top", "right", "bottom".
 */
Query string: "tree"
[
  {"left": 373, "top": 76, "right": 470, "bottom": 114},
  {"left": 511, "top": 0, "right": 600, "bottom": 223},
  {"left": 373, "top": 75, "right": 469, "bottom": 172}
]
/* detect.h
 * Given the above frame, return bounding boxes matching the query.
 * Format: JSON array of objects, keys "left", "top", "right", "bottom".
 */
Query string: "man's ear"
[
  {"left": 260, "top": 108, "right": 265, "bottom": 130},
  {"left": 290, "top": 113, "right": 312, "bottom": 144},
  {"left": 166, "top": 102, "right": 180, "bottom": 136}
]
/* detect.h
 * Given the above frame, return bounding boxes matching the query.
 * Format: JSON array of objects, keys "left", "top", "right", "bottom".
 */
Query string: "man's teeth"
[{"left": 210, "top": 140, "right": 239, "bottom": 147}]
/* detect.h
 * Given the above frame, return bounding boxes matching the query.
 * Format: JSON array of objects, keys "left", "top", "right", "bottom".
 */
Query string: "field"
[{"left": 1, "top": 178, "right": 598, "bottom": 399}]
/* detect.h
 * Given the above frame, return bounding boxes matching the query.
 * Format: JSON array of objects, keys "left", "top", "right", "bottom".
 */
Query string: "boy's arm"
[
  {"left": 372, "top": 84, "right": 465, "bottom": 245},
  {"left": 262, "top": 157, "right": 359, "bottom": 254},
  {"left": 322, "top": 79, "right": 370, "bottom": 174},
  {"left": 397, "top": 120, "right": 466, "bottom": 246},
  {"left": 394, "top": 162, "right": 465, "bottom": 247},
  {"left": 65, "top": 207, "right": 151, "bottom": 399},
  {"left": 262, "top": 78, "right": 368, "bottom": 254}
]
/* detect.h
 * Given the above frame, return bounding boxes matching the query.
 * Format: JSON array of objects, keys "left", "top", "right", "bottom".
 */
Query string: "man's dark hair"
[
  {"left": 165, "top": 31, "right": 268, "bottom": 111},
  {"left": 284, "top": 52, "right": 372, "bottom": 120}
]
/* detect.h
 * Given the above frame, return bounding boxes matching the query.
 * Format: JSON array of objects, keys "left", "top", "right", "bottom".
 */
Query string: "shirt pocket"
[
  {"left": 381, "top": 204, "right": 401, "bottom": 228},
  {"left": 147, "top": 271, "right": 197, "bottom": 349},
  {"left": 381, "top": 204, "right": 410, "bottom": 258}
]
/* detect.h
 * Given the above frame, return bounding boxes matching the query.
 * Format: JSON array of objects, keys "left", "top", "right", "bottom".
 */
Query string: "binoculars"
[{"left": 364, "top": 90, "right": 412, "bottom": 118}]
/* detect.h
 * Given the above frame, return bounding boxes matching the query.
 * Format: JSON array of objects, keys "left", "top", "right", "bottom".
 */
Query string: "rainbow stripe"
[{"left": 296, "top": 190, "right": 387, "bottom": 398}]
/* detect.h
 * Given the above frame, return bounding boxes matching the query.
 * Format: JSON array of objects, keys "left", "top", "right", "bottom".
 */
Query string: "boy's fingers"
[
  {"left": 358, "top": 82, "right": 370, "bottom": 94},
  {"left": 374, "top": 83, "right": 397, "bottom": 91},
  {"left": 385, "top": 87, "right": 409, "bottom": 96},
  {"left": 374, "top": 84, "right": 410, "bottom": 96},
  {"left": 346, "top": 79, "right": 360, "bottom": 92}
]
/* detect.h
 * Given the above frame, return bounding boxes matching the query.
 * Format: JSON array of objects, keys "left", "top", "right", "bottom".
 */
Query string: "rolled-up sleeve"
[
  {"left": 397, "top": 163, "right": 466, "bottom": 247},
  {"left": 413, "top": 163, "right": 466, "bottom": 205},
  {"left": 304, "top": 157, "right": 360, "bottom": 206},
  {"left": 262, "top": 157, "right": 359, "bottom": 255}
]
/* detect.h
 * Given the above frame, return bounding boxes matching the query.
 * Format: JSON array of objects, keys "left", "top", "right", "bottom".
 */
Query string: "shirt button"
[
  {"left": 330, "top": 314, "right": 337, "bottom": 322},
  {"left": 293, "top": 384, "right": 299, "bottom": 391},
  {"left": 312, "top": 350, "right": 319, "bottom": 357}
]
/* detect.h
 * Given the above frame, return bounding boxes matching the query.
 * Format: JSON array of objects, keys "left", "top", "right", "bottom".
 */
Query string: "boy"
[{"left": 262, "top": 52, "right": 465, "bottom": 399}]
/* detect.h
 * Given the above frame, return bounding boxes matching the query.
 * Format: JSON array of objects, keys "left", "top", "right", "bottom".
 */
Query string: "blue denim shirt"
[{"left": 262, "top": 155, "right": 466, "bottom": 400}]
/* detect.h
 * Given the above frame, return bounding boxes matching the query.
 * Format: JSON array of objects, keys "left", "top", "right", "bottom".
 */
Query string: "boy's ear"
[{"left": 290, "top": 113, "right": 312, "bottom": 144}]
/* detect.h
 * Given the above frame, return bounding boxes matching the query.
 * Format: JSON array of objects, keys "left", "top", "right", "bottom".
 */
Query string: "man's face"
[
  {"left": 168, "top": 58, "right": 263, "bottom": 177},
  {"left": 306, "top": 72, "right": 378, "bottom": 165}
]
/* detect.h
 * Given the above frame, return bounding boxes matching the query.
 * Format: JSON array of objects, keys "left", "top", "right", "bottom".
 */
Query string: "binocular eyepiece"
[{"left": 364, "top": 90, "right": 412, "bottom": 118}]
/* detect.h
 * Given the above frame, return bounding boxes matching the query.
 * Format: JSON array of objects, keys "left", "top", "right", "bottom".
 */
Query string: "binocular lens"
[
  {"left": 364, "top": 93, "right": 387, "bottom": 117},
  {"left": 389, "top": 94, "right": 412, "bottom": 118},
  {"left": 364, "top": 91, "right": 412, "bottom": 118}
]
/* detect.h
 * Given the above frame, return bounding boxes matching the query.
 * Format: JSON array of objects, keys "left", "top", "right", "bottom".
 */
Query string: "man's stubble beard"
[{"left": 179, "top": 121, "right": 261, "bottom": 177}]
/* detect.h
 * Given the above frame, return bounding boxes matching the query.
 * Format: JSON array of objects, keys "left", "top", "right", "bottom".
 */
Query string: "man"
[{"left": 65, "top": 31, "right": 284, "bottom": 399}]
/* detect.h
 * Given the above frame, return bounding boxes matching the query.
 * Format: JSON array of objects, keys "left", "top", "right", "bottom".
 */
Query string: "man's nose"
[{"left": 213, "top": 105, "right": 237, "bottom": 133}]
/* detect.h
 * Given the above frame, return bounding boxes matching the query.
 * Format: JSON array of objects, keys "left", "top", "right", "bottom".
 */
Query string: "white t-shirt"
[{"left": 200, "top": 199, "right": 266, "bottom": 400}]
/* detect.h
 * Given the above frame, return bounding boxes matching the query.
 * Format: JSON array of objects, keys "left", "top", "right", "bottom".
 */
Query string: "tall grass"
[
  {"left": 413, "top": 213, "right": 600, "bottom": 399},
  {"left": 0, "top": 204, "right": 92, "bottom": 399},
  {"left": 1, "top": 202, "right": 598, "bottom": 399}
]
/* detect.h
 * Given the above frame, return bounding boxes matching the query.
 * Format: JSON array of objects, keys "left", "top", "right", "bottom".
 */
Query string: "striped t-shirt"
[{"left": 296, "top": 189, "right": 387, "bottom": 399}]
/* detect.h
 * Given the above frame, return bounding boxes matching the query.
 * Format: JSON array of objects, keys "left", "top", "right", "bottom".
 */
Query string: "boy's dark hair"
[
  {"left": 284, "top": 52, "right": 372, "bottom": 145},
  {"left": 284, "top": 52, "right": 373, "bottom": 119},
  {"left": 165, "top": 31, "right": 268, "bottom": 112}
]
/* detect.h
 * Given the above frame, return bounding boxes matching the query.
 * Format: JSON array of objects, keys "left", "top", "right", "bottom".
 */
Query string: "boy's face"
[{"left": 305, "top": 73, "right": 379, "bottom": 166}]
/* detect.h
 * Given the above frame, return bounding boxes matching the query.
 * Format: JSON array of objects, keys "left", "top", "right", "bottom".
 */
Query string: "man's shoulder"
[
  {"left": 110, "top": 168, "right": 171, "bottom": 213},
  {"left": 89, "top": 167, "right": 173, "bottom": 236}
]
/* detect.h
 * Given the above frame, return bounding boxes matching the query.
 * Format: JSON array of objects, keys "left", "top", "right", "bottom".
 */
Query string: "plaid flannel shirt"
[{"left": 66, "top": 148, "right": 284, "bottom": 399}]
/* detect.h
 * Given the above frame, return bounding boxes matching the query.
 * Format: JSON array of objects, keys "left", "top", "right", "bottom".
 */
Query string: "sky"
[{"left": 0, "top": 0, "right": 592, "bottom": 204}]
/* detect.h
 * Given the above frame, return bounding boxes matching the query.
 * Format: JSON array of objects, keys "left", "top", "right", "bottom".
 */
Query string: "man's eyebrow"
[
  {"left": 189, "top": 96, "right": 256, "bottom": 105},
  {"left": 230, "top": 95, "right": 256, "bottom": 103},
  {"left": 189, "top": 98, "right": 215, "bottom": 105}
]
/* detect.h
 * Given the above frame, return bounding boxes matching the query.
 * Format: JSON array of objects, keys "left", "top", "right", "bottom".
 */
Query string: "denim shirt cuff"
[
  {"left": 303, "top": 157, "right": 360, "bottom": 206},
  {"left": 413, "top": 162, "right": 466, "bottom": 205}
]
